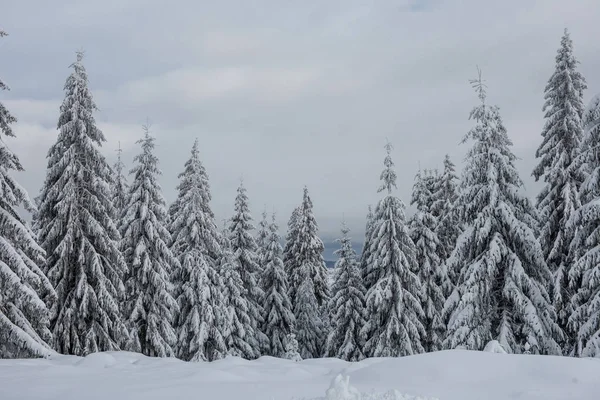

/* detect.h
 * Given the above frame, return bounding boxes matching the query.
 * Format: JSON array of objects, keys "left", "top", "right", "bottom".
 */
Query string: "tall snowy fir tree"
[
  {"left": 444, "top": 72, "right": 562, "bottom": 355},
  {"left": 169, "top": 139, "right": 226, "bottom": 361},
  {"left": 35, "top": 52, "right": 127, "bottom": 356},
  {"left": 283, "top": 206, "right": 300, "bottom": 279},
  {"left": 361, "top": 142, "right": 425, "bottom": 357},
  {"left": 228, "top": 182, "right": 267, "bottom": 357},
  {"left": 410, "top": 170, "right": 445, "bottom": 352},
  {"left": 431, "top": 155, "right": 461, "bottom": 273},
  {"left": 256, "top": 209, "right": 269, "bottom": 266},
  {"left": 532, "top": 29, "right": 587, "bottom": 354},
  {"left": 112, "top": 143, "right": 128, "bottom": 221},
  {"left": 0, "top": 30, "right": 55, "bottom": 358},
  {"left": 360, "top": 205, "right": 376, "bottom": 291},
  {"left": 326, "top": 223, "right": 367, "bottom": 361},
  {"left": 286, "top": 187, "right": 330, "bottom": 358},
  {"left": 219, "top": 223, "right": 257, "bottom": 359},
  {"left": 261, "top": 213, "right": 295, "bottom": 357},
  {"left": 120, "top": 126, "right": 179, "bottom": 357},
  {"left": 567, "top": 94, "right": 600, "bottom": 357}
]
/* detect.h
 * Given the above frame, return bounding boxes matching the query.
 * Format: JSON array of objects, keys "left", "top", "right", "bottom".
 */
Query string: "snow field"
[{"left": 1, "top": 350, "right": 599, "bottom": 400}]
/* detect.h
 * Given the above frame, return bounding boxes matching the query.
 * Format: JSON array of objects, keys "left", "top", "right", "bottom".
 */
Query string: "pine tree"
[
  {"left": 120, "top": 126, "right": 179, "bottom": 357},
  {"left": 431, "top": 155, "right": 461, "bottom": 270},
  {"left": 35, "top": 52, "right": 127, "bottom": 355},
  {"left": 444, "top": 72, "right": 562, "bottom": 355},
  {"left": 532, "top": 29, "right": 587, "bottom": 354},
  {"left": 410, "top": 170, "right": 445, "bottom": 352},
  {"left": 112, "top": 142, "right": 129, "bottom": 221},
  {"left": 326, "top": 223, "right": 367, "bottom": 361},
  {"left": 169, "top": 139, "right": 226, "bottom": 361},
  {"left": 228, "top": 182, "right": 268, "bottom": 358},
  {"left": 261, "top": 213, "right": 295, "bottom": 357},
  {"left": 361, "top": 142, "right": 425, "bottom": 357},
  {"left": 0, "top": 30, "right": 55, "bottom": 358},
  {"left": 219, "top": 228, "right": 256, "bottom": 359},
  {"left": 294, "top": 272, "right": 325, "bottom": 359},
  {"left": 284, "top": 333, "right": 302, "bottom": 361},
  {"left": 567, "top": 93, "right": 600, "bottom": 357}
]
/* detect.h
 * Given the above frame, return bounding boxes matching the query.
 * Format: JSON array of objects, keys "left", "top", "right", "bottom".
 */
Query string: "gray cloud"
[{"left": 2, "top": 0, "right": 600, "bottom": 255}]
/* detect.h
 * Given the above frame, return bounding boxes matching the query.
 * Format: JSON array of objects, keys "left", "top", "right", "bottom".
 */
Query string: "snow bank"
[{"left": 1, "top": 350, "right": 599, "bottom": 400}]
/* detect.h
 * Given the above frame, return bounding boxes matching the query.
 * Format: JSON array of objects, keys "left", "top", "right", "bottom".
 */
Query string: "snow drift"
[{"left": 1, "top": 350, "right": 599, "bottom": 400}]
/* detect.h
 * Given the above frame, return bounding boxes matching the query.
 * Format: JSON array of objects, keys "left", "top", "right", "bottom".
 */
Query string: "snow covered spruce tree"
[
  {"left": 256, "top": 209, "right": 269, "bottom": 269},
  {"left": 287, "top": 187, "right": 330, "bottom": 358},
  {"left": 409, "top": 170, "right": 445, "bottom": 352},
  {"left": 567, "top": 94, "right": 600, "bottom": 357},
  {"left": 431, "top": 155, "right": 461, "bottom": 270},
  {"left": 360, "top": 205, "right": 376, "bottom": 291},
  {"left": 283, "top": 206, "right": 300, "bottom": 279},
  {"left": 169, "top": 139, "right": 226, "bottom": 361},
  {"left": 120, "top": 126, "right": 179, "bottom": 357},
  {"left": 112, "top": 143, "right": 129, "bottom": 221},
  {"left": 532, "top": 29, "right": 587, "bottom": 354},
  {"left": 444, "top": 72, "right": 562, "bottom": 355},
  {"left": 0, "top": 30, "right": 55, "bottom": 358},
  {"left": 326, "top": 223, "right": 367, "bottom": 361},
  {"left": 35, "top": 52, "right": 127, "bottom": 355},
  {"left": 219, "top": 224, "right": 256, "bottom": 358},
  {"left": 261, "top": 213, "right": 295, "bottom": 357},
  {"left": 227, "top": 182, "right": 268, "bottom": 357},
  {"left": 361, "top": 142, "right": 425, "bottom": 357}
]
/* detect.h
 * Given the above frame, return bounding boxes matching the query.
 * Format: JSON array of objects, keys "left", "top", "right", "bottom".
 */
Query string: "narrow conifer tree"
[
  {"left": 410, "top": 170, "right": 445, "bottom": 352},
  {"left": 568, "top": 94, "right": 600, "bottom": 357},
  {"left": 283, "top": 206, "right": 301, "bottom": 282},
  {"left": 120, "top": 126, "right": 179, "bottom": 357},
  {"left": 532, "top": 29, "right": 587, "bottom": 354},
  {"left": 326, "top": 223, "right": 367, "bottom": 361},
  {"left": 0, "top": 30, "right": 55, "bottom": 358},
  {"left": 361, "top": 142, "right": 425, "bottom": 357},
  {"left": 445, "top": 72, "right": 562, "bottom": 355},
  {"left": 112, "top": 142, "right": 129, "bottom": 220},
  {"left": 360, "top": 205, "right": 376, "bottom": 292},
  {"left": 169, "top": 139, "right": 226, "bottom": 361},
  {"left": 261, "top": 213, "right": 295, "bottom": 357},
  {"left": 228, "top": 182, "right": 268, "bottom": 357},
  {"left": 35, "top": 52, "right": 127, "bottom": 355}
]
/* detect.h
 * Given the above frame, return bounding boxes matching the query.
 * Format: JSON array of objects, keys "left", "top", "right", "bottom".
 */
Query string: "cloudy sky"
[{"left": 2, "top": 0, "right": 600, "bottom": 258}]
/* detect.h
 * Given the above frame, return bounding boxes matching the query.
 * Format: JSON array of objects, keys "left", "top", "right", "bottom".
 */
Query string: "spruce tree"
[
  {"left": 326, "top": 223, "right": 367, "bottom": 361},
  {"left": 120, "top": 126, "right": 179, "bottom": 357},
  {"left": 169, "top": 139, "right": 226, "bottom": 361},
  {"left": 360, "top": 205, "right": 376, "bottom": 292},
  {"left": 261, "top": 213, "right": 295, "bottom": 357},
  {"left": 0, "top": 30, "right": 55, "bottom": 358},
  {"left": 361, "top": 142, "right": 425, "bottom": 357},
  {"left": 219, "top": 227, "right": 256, "bottom": 358},
  {"left": 283, "top": 206, "right": 300, "bottom": 280},
  {"left": 568, "top": 94, "right": 600, "bottom": 357},
  {"left": 532, "top": 29, "right": 587, "bottom": 354},
  {"left": 228, "top": 182, "right": 268, "bottom": 357},
  {"left": 287, "top": 187, "right": 330, "bottom": 357},
  {"left": 35, "top": 52, "right": 127, "bottom": 355},
  {"left": 431, "top": 155, "right": 461, "bottom": 270},
  {"left": 256, "top": 209, "right": 269, "bottom": 269},
  {"left": 444, "top": 72, "right": 562, "bottom": 355},
  {"left": 410, "top": 170, "right": 445, "bottom": 352},
  {"left": 112, "top": 142, "right": 129, "bottom": 221}
]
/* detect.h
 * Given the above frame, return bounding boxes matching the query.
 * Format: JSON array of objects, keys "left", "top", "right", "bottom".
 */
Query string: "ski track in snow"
[{"left": 1, "top": 350, "right": 599, "bottom": 400}]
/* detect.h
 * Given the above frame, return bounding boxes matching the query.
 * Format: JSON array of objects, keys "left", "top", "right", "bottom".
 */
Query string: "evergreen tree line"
[{"left": 2, "top": 29, "right": 600, "bottom": 361}]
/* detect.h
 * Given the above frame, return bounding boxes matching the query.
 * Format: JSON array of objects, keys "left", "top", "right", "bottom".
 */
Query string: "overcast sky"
[{"left": 2, "top": 0, "right": 600, "bottom": 258}]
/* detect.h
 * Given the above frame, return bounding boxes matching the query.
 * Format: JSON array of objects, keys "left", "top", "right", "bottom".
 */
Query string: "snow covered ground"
[{"left": 1, "top": 350, "right": 599, "bottom": 400}]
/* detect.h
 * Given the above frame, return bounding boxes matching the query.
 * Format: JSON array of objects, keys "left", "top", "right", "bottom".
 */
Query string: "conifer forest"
[{"left": 3, "top": 26, "right": 600, "bottom": 366}]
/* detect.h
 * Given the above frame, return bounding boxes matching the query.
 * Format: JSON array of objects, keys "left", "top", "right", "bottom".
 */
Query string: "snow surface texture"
[{"left": 2, "top": 350, "right": 600, "bottom": 400}]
